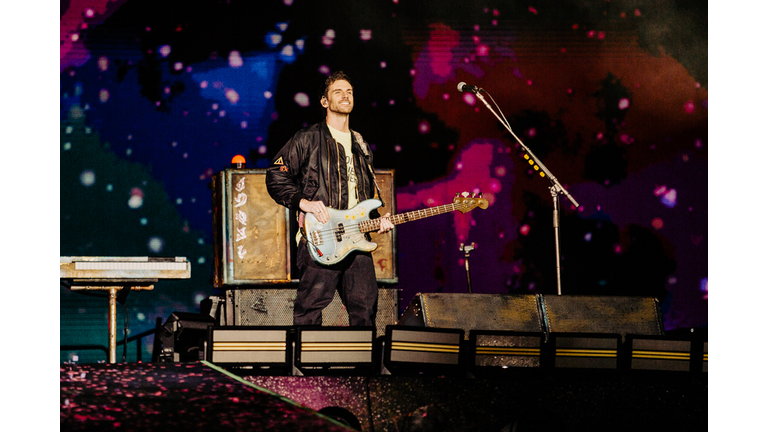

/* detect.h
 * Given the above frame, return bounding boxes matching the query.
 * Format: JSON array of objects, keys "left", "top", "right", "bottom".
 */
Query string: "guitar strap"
[{"left": 352, "top": 130, "right": 385, "bottom": 207}]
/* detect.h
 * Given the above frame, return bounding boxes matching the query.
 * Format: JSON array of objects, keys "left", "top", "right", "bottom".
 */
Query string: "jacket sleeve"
[{"left": 265, "top": 131, "right": 309, "bottom": 210}]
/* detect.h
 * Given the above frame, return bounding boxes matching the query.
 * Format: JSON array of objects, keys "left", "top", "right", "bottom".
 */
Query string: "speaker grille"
[
  {"left": 541, "top": 295, "right": 663, "bottom": 337},
  {"left": 400, "top": 293, "right": 543, "bottom": 339},
  {"left": 233, "top": 288, "right": 398, "bottom": 337}
]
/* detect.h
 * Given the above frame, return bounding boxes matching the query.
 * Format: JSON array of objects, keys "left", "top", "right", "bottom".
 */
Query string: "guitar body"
[{"left": 303, "top": 199, "right": 382, "bottom": 265}]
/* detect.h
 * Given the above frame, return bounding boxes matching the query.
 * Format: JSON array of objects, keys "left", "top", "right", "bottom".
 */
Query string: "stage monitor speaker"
[
  {"left": 212, "top": 169, "right": 397, "bottom": 287},
  {"left": 294, "top": 327, "right": 375, "bottom": 376},
  {"left": 549, "top": 333, "right": 621, "bottom": 370},
  {"left": 207, "top": 326, "right": 292, "bottom": 372},
  {"left": 383, "top": 325, "right": 463, "bottom": 374},
  {"left": 626, "top": 335, "right": 692, "bottom": 372},
  {"left": 540, "top": 295, "right": 664, "bottom": 339},
  {"left": 156, "top": 312, "right": 216, "bottom": 363},
  {"left": 469, "top": 330, "right": 545, "bottom": 370},
  {"left": 230, "top": 288, "right": 399, "bottom": 338},
  {"left": 398, "top": 293, "right": 543, "bottom": 339}
]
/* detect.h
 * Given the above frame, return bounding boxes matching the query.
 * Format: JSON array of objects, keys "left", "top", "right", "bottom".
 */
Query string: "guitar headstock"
[{"left": 453, "top": 192, "right": 489, "bottom": 213}]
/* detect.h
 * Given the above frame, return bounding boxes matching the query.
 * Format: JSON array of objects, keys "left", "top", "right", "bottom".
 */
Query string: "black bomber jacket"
[{"left": 265, "top": 121, "right": 382, "bottom": 216}]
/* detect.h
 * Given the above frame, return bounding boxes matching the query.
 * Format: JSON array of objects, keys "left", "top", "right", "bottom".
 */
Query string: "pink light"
[
  {"left": 476, "top": 44, "right": 490, "bottom": 56},
  {"left": 360, "top": 30, "right": 372, "bottom": 41},
  {"left": 293, "top": 93, "right": 310, "bottom": 107},
  {"left": 519, "top": 225, "right": 530, "bottom": 236},
  {"left": 84, "top": 8, "right": 95, "bottom": 18},
  {"left": 228, "top": 51, "right": 243, "bottom": 68},
  {"left": 225, "top": 89, "right": 240, "bottom": 104},
  {"left": 495, "top": 166, "right": 506, "bottom": 177},
  {"left": 200, "top": 81, "right": 208, "bottom": 89},
  {"left": 418, "top": 120, "right": 431, "bottom": 134},
  {"left": 684, "top": 100, "right": 695, "bottom": 113},
  {"left": 528, "top": 7, "right": 537, "bottom": 15},
  {"left": 618, "top": 98, "right": 630, "bottom": 109},
  {"left": 442, "top": 93, "right": 450, "bottom": 101},
  {"left": 322, "top": 29, "right": 335, "bottom": 47},
  {"left": 97, "top": 56, "right": 109, "bottom": 71},
  {"left": 651, "top": 218, "right": 664, "bottom": 230}
]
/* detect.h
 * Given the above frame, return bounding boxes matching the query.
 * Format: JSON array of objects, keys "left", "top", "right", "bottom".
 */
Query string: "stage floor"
[{"left": 60, "top": 361, "right": 707, "bottom": 431}]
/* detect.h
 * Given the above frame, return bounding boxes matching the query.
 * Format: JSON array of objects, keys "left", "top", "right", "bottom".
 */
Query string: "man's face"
[{"left": 324, "top": 79, "right": 354, "bottom": 114}]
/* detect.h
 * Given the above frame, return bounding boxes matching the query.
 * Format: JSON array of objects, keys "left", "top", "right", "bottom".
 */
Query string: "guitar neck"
[{"left": 358, "top": 203, "right": 463, "bottom": 233}]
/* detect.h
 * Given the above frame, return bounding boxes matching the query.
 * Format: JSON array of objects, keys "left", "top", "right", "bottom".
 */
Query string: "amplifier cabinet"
[
  {"left": 212, "top": 169, "right": 293, "bottom": 286},
  {"left": 212, "top": 169, "right": 398, "bottom": 287},
  {"left": 230, "top": 288, "right": 399, "bottom": 338}
]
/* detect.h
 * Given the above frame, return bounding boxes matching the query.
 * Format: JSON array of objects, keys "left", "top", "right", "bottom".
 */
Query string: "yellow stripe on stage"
[
  {"left": 301, "top": 343, "right": 372, "bottom": 351},
  {"left": 391, "top": 342, "right": 460, "bottom": 353},
  {"left": 556, "top": 349, "right": 617, "bottom": 358},
  {"left": 632, "top": 350, "right": 690, "bottom": 360},
  {"left": 213, "top": 342, "right": 286, "bottom": 351},
  {"left": 476, "top": 347, "right": 540, "bottom": 356}
]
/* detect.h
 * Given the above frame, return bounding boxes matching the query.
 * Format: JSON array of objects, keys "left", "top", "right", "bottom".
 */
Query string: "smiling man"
[{"left": 266, "top": 71, "right": 394, "bottom": 327}]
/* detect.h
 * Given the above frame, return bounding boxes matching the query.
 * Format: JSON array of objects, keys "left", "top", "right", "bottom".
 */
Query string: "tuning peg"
[
  {"left": 461, "top": 191, "right": 469, "bottom": 198},
  {"left": 456, "top": 192, "right": 460, "bottom": 198}
]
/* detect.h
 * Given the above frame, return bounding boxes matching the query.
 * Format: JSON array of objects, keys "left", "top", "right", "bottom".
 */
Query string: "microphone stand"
[
  {"left": 459, "top": 242, "right": 476, "bottom": 293},
  {"left": 472, "top": 89, "right": 579, "bottom": 295}
]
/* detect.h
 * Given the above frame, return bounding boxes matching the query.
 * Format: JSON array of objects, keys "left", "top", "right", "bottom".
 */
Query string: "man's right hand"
[{"left": 300, "top": 199, "right": 329, "bottom": 224}]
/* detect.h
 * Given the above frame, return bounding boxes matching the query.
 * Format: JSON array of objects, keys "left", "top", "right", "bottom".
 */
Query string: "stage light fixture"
[
  {"left": 383, "top": 325, "right": 463, "bottom": 374},
  {"left": 207, "top": 326, "right": 291, "bottom": 373},
  {"left": 625, "top": 334, "right": 693, "bottom": 372},
  {"left": 548, "top": 332, "right": 621, "bottom": 370},
  {"left": 469, "top": 330, "right": 545, "bottom": 371},
  {"left": 294, "top": 327, "right": 375, "bottom": 376}
]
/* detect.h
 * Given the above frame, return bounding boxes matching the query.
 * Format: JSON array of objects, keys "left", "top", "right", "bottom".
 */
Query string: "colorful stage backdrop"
[{"left": 60, "top": 0, "right": 707, "bottom": 363}]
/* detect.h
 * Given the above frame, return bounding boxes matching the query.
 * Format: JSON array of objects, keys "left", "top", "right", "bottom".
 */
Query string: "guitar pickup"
[
  {"left": 310, "top": 231, "right": 323, "bottom": 245},
  {"left": 350, "top": 234, "right": 365, "bottom": 244}
]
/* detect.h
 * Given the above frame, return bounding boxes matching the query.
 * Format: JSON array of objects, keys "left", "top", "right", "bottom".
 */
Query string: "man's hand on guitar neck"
[
  {"left": 378, "top": 213, "right": 394, "bottom": 234},
  {"left": 300, "top": 199, "right": 329, "bottom": 224}
]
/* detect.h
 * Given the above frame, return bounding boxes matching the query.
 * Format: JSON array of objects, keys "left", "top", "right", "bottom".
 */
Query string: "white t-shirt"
[{"left": 327, "top": 123, "right": 358, "bottom": 209}]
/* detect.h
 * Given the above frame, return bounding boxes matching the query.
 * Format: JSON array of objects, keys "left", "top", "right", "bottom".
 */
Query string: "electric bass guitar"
[{"left": 303, "top": 193, "right": 489, "bottom": 265}]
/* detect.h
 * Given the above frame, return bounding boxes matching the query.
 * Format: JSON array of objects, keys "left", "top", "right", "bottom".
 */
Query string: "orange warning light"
[{"left": 231, "top": 154, "right": 246, "bottom": 168}]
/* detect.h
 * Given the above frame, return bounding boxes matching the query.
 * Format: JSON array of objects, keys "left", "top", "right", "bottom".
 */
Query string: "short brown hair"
[{"left": 320, "top": 71, "right": 353, "bottom": 101}]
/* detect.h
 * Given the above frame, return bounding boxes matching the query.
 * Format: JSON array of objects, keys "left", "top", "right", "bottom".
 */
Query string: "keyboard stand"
[
  {"left": 69, "top": 283, "right": 156, "bottom": 364},
  {"left": 60, "top": 257, "right": 191, "bottom": 364}
]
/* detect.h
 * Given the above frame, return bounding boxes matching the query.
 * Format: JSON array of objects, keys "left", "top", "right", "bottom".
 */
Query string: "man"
[{"left": 266, "top": 71, "right": 394, "bottom": 327}]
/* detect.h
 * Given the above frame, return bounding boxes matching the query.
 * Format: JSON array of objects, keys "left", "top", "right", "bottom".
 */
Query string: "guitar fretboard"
[{"left": 358, "top": 203, "right": 463, "bottom": 233}]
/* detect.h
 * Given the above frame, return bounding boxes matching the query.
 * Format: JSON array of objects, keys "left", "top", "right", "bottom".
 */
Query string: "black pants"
[{"left": 295, "top": 238, "right": 379, "bottom": 326}]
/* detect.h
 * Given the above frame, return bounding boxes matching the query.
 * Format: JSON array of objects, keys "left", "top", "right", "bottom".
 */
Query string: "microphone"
[{"left": 457, "top": 82, "right": 482, "bottom": 94}]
